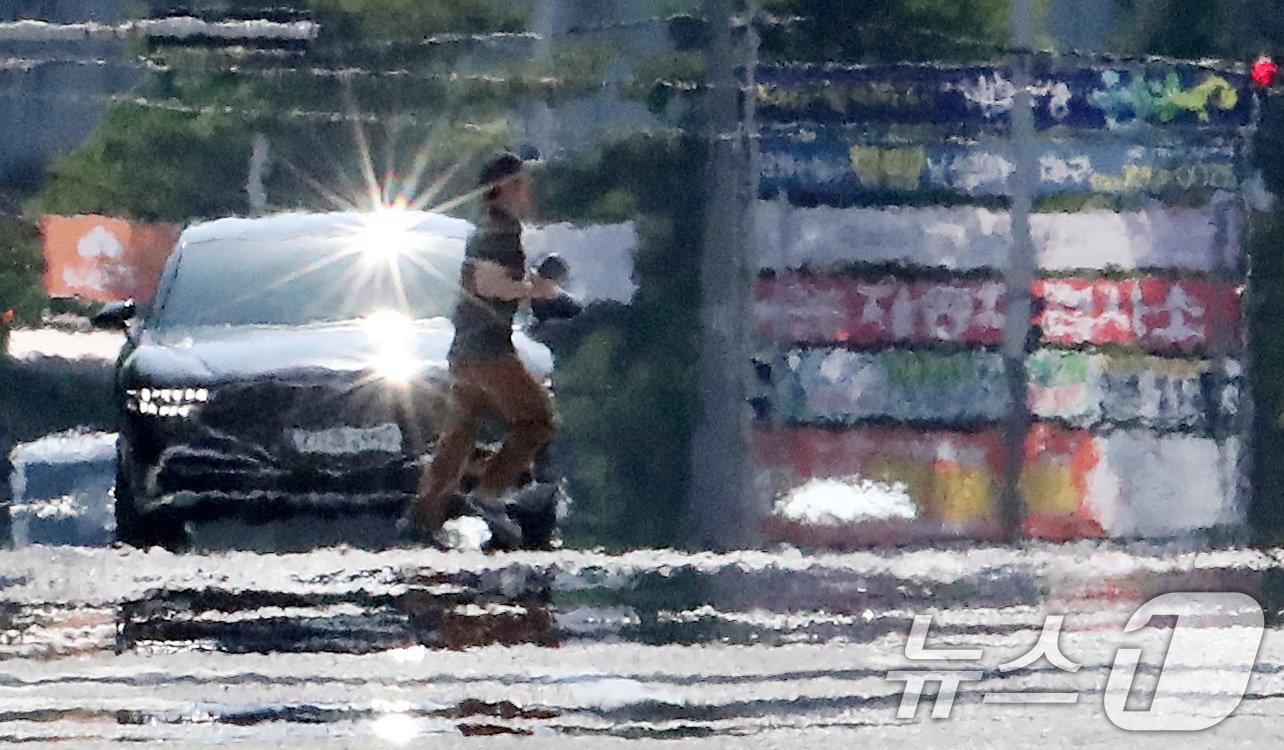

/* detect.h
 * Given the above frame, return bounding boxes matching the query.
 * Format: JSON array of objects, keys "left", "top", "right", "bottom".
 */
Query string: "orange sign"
[{"left": 42, "top": 215, "right": 179, "bottom": 303}]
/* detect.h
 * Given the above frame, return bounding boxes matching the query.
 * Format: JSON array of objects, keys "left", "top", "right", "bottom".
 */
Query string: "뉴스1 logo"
[{"left": 886, "top": 592, "right": 1264, "bottom": 731}]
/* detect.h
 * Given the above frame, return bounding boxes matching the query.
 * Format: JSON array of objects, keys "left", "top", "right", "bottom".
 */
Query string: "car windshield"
[{"left": 154, "top": 231, "right": 466, "bottom": 327}]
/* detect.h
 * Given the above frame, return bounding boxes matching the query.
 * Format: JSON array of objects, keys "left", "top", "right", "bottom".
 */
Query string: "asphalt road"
[
  {"left": 5, "top": 432, "right": 1284, "bottom": 747},
  {"left": 3, "top": 519, "right": 1284, "bottom": 745}
]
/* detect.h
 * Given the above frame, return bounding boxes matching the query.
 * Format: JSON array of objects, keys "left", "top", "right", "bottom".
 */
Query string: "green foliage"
[
  {"left": 0, "top": 358, "right": 115, "bottom": 442},
  {"left": 1246, "top": 209, "right": 1284, "bottom": 538},
  {"left": 536, "top": 136, "right": 707, "bottom": 548},
  {"left": 759, "top": 0, "right": 1011, "bottom": 63},
  {"left": 1111, "top": 0, "right": 1239, "bottom": 60},
  {"left": 0, "top": 219, "right": 46, "bottom": 325},
  {"left": 1249, "top": 92, "right": 1284, "bottom": 538},
  {"left": 35, "top": 0, "right": 608, "bottom": 223},
  {"left": 667, "top": 15, "right": 714, "bottom": 52},
  {"left": 623, "top": 51, "right": 710, "bottom": 116},
  {"left": 308, "top": 0, "right": 530, "bottom": 40},
  {"left": 262, "top": 118, "right": 511, "bottom": 216},
  {"left": 542, "top": 40, "right": 619, "bottom": 84},
  {"left": 1108, "top": 0, "right": 1284, "bottom": 68},
  {"left": 36, "top": 79, "right": 261, "bottom": 223}
]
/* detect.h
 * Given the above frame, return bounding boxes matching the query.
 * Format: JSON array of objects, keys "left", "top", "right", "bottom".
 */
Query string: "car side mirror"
[{"left": 90, "top": 300, "right": 136, "bottom": 331}]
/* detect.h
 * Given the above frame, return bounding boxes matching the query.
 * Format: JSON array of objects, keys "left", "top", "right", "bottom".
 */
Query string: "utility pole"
[
  {"left": 692, "top": 0, "right": 757, "bottom": 550},
  {"left": 527, "top": 0, "right": 559, "bottom": 158},
  {"left": 1000, "top": 0, "right": 1038, "bottom": 542},
  {"left": 247, "top": 133, "right": 270, "bottom": 215}
]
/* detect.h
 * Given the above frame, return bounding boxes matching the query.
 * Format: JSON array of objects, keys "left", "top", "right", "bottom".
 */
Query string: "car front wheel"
[{"left": 114, "top": 444, "right": 186, "bottom": 550}]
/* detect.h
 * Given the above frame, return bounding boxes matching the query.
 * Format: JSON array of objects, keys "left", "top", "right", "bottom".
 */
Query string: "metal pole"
[
  {"left": 247, "top": 133, "right": 270, "bottom": 215},
  {"left": 527, "top": 0, "right": 558, "bottom": 157},
  {"left": 692, "top": 0, "right": 755, "bottom": 550},
  {"left": 1000, "top": 0, "right": 1037, "bottom": 542}
]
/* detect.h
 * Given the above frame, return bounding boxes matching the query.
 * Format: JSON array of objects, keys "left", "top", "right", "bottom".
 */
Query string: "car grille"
[{"left": 196, "top": 377, "right": 446, "bottom": 466}]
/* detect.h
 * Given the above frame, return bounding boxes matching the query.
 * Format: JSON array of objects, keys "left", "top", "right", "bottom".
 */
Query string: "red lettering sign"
[
  {"left": 756, "top": 276, "right": 1006, "bottom": 345},
  {"left": 1034, "top": 278, "right": 1240, "bottom": 351},
  {"left": 756, "top": 274, "right": 1241, "bottom": 352}
]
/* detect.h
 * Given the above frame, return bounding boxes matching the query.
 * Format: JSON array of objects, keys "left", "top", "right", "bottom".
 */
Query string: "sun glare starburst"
[
  {"left": 353, "top": 204, "right": 419, "bottom": 261},
  {"left": 269, "top": 93, "right": 504, "bottom": 351}
]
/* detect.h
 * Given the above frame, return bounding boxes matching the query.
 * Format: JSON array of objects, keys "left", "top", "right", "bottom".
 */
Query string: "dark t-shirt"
[{"left": 449, "top": 209, "right": 525, "bottom": 361}]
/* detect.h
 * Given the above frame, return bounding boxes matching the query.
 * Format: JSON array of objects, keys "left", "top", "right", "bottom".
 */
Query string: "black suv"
[{"left": 93, "top": 210, "right": 563, "bottom": 549}]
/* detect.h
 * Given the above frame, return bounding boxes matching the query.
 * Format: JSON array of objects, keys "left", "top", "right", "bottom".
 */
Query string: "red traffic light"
[{"left": 1253, "top": 55, "right": 1279, "bottom": 87}]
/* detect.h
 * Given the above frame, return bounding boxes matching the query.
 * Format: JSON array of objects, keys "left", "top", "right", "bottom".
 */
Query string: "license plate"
[{"left": 288, "top": 424, "right": 403, "bottom": 455}]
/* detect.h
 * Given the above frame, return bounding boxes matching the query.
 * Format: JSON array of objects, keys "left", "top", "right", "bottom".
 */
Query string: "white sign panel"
[{"left": 753, "top": 201, "right": 1243, "bottom": 273}]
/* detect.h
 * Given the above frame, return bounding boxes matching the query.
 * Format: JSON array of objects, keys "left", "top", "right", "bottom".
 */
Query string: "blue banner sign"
[
  {"left": 756, "top": 63, "right": 1255, "bottom": 131},
  {"left": 758, "top": 137, "right": 1241, "bottom": 201}
]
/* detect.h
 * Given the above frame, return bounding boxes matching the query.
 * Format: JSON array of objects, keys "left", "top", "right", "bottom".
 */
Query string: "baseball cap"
[{"left": 477, "top": 152, "right": 525, "bottom": 189}]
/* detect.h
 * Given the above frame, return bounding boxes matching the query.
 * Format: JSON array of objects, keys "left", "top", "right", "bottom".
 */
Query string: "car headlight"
[{"left": 128, "top": 387, "right": 211, "bottom": 418}]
